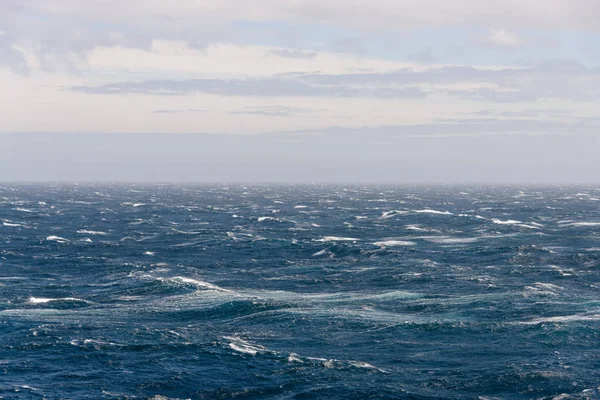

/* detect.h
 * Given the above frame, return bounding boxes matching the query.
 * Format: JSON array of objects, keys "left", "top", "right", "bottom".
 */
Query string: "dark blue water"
[{"left": 1, "top": 184, "right": 600, "bottom": 399}]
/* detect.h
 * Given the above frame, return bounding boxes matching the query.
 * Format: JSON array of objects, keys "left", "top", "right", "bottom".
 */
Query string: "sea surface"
[{"left": 1, "top": 184, "right": 600, "bottom": 399}]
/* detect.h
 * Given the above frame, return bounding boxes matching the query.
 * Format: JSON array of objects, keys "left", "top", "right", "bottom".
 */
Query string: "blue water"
[{"left": 1, "top": 184, "right": 600, "bottom": 399}]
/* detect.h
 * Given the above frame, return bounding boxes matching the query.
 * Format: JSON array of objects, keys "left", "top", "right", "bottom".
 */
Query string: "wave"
[
  {"left": 46, "top": 235, "right": 69, "bottom": 243},
  {"left": 559, "top": 221, "right": 600, "bottom": 227},
  {"left": 317, "top": 236, "right": 359, "bottom": 242},
  {"left": 413, "top": 209, "right": 453, "bottom": 215},
  {"left": 423, "top": 236, "right": 479, "bottom": 244},
  {"left": 378, "top": 210, "right": 409, "bottom": 219},
  {"left": 257, "top": 216, "right": 294, "bottom": 223},
  {"left": 222, "top": 336, "right": 386, "bottom": 373},
  {"left": 491, "top": 218, "right": 540, "bottom": 229},
  {"left": 163, "top": 276, "right": 236, "bottom": 294},
  {"left": 76, "top": 229, "right": 107, "bottom": 235},
  {"left": 2, "top": 220, "right": 24, "bottom": 227},
  {"left": 29, "top": 297, "right": 90, "bottom": 304},
  {"left": 373, "top": 240, "right": 415, "bottom": 247},
  {"left": 517, "top": 313, "right": 600, "bottom": 325}
]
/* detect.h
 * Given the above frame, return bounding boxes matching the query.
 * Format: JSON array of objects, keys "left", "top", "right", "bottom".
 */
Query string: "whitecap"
[
  {"left": 46, "top": 235, "right": 69, "bottom": 243},
  {"left": 373, "top": 240, "right": 415, "bottom": 247},
  {"left": 413, "top": 209, "right": 453, "bottom": 215},
  {"left": 224, "top": 336, "right": 268, "bottom": 356},
  {"left": 559, "top": 221, "right": 600, "bottom": 227},
  {"left": 517, "top": 314, "right": 600, "bottom": 325},
  {"left": 492, "top": 219, "right": 539, "bottom": 229},
  {"left": 378, "top": 210, "right": 409, "bottom": 219},
  {"left": 317, "top": 236, "right": 360, "bottom": 242},
  {"left": 77, "top": 229, "right": 107, "bottom": 235},
  {"left": 29, "top": 297, "right": 89, "bottom": 304},
  {"left": 2, "top": 221, "right": 23, "bottom": 227},
  {"left": 169, "top": 276, "right": 235, "bottom": 293},
  {"left": 424, "top": 236, "right": 479, "bottom": 244},
  {"left": 312, "top": 249, "right": 332, "bottom": 257}
]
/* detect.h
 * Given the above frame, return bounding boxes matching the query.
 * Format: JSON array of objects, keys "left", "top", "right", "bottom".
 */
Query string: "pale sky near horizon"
[{"left": 1, "top": 1, "right": 599, "bottom": 182}]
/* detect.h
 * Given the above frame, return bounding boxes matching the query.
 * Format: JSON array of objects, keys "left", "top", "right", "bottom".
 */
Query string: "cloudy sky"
[{"left": 1, "top": 1, "right": 599, "bottom": 182}]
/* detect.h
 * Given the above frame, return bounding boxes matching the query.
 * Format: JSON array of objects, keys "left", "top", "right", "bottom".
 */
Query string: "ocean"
[{"left": 1, "top": 184, "right": 599, "bottom": 399}]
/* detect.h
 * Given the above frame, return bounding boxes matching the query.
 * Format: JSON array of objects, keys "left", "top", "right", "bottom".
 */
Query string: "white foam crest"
[
  {"left": 77, "top": 229, "right": 107, "bottom": 235},
  {"left": 224, "top": 336, "right": 268, "bottom": 355},
  {"left": 317, "top": 236, "right": 359, "bottom": 242},
  {"left": 424, "top": 236, "right": 479, "bottom": 244},
  {"left": 413, "top": 209, "right": 453, "bottom": 215},
  {"left": 257, "top": 216, "right": 293, "bottom": 223},
  {"left": 347, "top": 361, "right": 387, "bottom": 373},
  {"left": 559, "top": 221, "right": 600, "bottom": 227},
  {"left": 46, "top": 235, "right": 70, "bottom": 243},
  {"left": 373, "top": 240, "right": 415, "bottom": 247},
  {"left": 15, "top": 385, "right": 41, "bottom": 391},
  {"left": 3, "top": 221, "right": 23, "bottom": 227},
  {"left": 29, "top": 297, "right": 90, "bottom": 304},
  {"left": 517, "top": 314, "right": 600, "bottom": 325},
  {"left": 242, "top": 288, "right": 421, "bottom": 304},
  {"left": 223, "top": 336, "right": 386, "bottom": 372},
  {"left": 169, "top": 276, "right": 235, "bottom": 294},
  {"left": 492, "top": 218, "right": 539, "bottom": 229},
  {"left": 533, "top": 282, "right": 564, "bottom": 291},
  {"left": 312, "top": 249, "right": 333, "bottom": 257},
  {"left": 492, "top": 218, "right": 523, "bottom": 225},
  {"left": 378, "top": 210, "right": 409, "bottom": 219}
]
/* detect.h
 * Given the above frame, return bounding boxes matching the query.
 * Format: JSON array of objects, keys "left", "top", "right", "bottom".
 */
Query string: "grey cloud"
[
  {"left": 70, "top": 62, "right": 600, "bottom": 103},
  {"left": 70, "top": 77, "right": 428, "bottom": 99},
  {"left": 0, "top": 34, "right": 29, "bottom": 74},
  {"left": 229, "top": 106, "right": 317, "bottom": 117},
  {"left": 152, "top": 108, "right": 206, "bottom": 114},
  {"left": 298, "top": 62, "right": 600, "bottom": 102},
  {"left": 267, "top": 49, "right": 318, "bottom": 59},
  {"left": 468, "top": 109, "right": 574, "bottom": 118}
]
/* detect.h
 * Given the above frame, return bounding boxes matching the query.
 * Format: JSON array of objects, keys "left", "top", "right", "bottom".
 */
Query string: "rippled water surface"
[{"left": 1, "top": 184, "right": 600, "bottom": 399}]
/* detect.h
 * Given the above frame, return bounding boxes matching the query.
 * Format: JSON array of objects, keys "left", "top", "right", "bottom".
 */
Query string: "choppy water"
[{"left": 1, "top": 184, "right": 600, "bottom": 399}]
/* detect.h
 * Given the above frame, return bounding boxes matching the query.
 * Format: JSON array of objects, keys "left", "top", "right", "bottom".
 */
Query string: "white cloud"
[
  {"left": 486, "top": 29, "right": 522, "bottom": 47},
  {"left": 9, "top": 0, "right": 595, "bottom": 30}
]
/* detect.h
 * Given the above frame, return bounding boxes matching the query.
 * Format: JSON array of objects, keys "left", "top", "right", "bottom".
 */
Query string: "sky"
[{"left": 1, "top": 0, "right": 599, "bottom": 183}]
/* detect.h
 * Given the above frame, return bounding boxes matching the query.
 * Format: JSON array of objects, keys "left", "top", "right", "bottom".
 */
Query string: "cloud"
[
  {"left": 70, "top": 62, "right": 600, "bottom": 102},
  {"left": 266, "top": 49, "right": 318, "bottom": 59},
  {"left": 229, "top": 105, "right": 317, "bottom": 116},
  {"left": 485, "top": 29, "right": 522, "bottom": 47},
  {"left": 2, "top": 0, "right": 599, "bottom": 73},
  {"left": 152, "top": 108, "right": 205, "bottom": 114},
  {"left": 70, "top": 76, "right": 428, "bottom": 99},
  {"left": 9, "top": 0, "right": 600, "bottom": 31}
]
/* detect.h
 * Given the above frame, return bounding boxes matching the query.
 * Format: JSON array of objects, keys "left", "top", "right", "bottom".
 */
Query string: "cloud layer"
[{"left": 1, "top": 1, "right": 599, "bottom": 182}]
